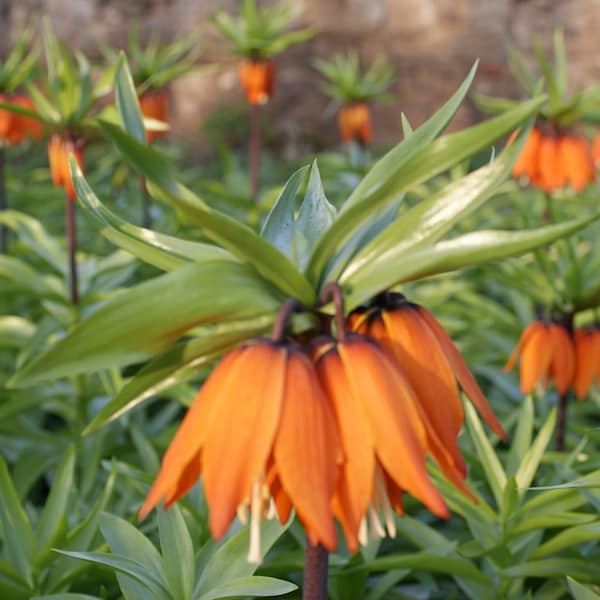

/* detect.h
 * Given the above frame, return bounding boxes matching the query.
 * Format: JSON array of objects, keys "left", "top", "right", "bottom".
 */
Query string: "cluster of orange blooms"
[
  {"left": 0, "top": 93, "right": 42, "bottom": 146},
  {"left": 140, "top": 290, "right": 506, "bottom": 562},
  {"left": 47, "top": 134, "right": 85, "bottom": 200},
  {"left": 504, "top": 319, "right": 600, "bottom": 399},
  {"left": 512, "top": 126, "right": 596, "bottom": 192}
]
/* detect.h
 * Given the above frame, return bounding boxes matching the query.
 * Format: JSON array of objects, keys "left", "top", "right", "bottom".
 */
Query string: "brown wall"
[{"left": 3, "top": 0, "right": 600, "bottom": 156}]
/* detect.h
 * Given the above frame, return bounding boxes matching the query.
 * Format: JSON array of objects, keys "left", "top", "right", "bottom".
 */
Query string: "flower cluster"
[
  {"left": 512, "top": 127, "right": 595, "bottom": 192},
  {"left": 504, "top": 320, "right": 600, "bottom": 399},
  {"left": 141, "top": 288, "right": 506, "bottom": 562},
  {"left": 0, "top": 93, "right": 42, "bottom": 146},
  {"left": 47, "top": 134, "right": 85, "bottom": 200}
]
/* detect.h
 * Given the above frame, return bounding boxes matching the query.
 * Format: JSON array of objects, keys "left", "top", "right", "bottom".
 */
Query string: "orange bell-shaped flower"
[
  {"left": 337, "top": 102, "right": 373, "bottom": 144},
  {"left": 239, "top": 58, "right": 275, "bottom": 105},
  {"left": 48, "top": 134, "right": 85, "bottom": 200},
  {"left": 0, "top": 94, "right": 42, "bottom": 146},
  {"left": 139, "top": 89, "right": 169, "bottom": 143},
  {"left": 573, "top": 328, "right": 600, "bottom": 400}
]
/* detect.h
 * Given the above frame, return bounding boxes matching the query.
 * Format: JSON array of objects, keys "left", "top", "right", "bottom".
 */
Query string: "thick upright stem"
[
  {"left": 248, "top": 103, "right": 261, "bottom": 201},
  {"left": 0, "top": 147, "right": 7, "bottom": 252},
  {"left": 65, "top": 195, "right": 79, "bottom": 305},
  {"left": 140, "top": 176, "right": 151, "bottom": 228},
  {"left": 556, "top": 393, "right": 568, "bottom": 452},
  {"left": 302, "top": 540, "right": 328, "bottom": 600}
]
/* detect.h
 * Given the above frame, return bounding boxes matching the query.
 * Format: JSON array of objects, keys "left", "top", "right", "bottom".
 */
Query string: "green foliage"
[
  {"left": 314, "top": 51, "right": 395, "bottom": 104},
  {"left": 214, "top": 0, "right": 314, "bottom": 59},
  {"left": 0, "top": 21, "right": 39, "bottom": 94}
]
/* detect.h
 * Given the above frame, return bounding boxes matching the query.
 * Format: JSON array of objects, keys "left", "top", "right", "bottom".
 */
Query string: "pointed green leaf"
[
  {"left": 197, "top": 576, "right": 297, "bottom": 600},
  {"left": 568, "top": 577, "right": 600, "bottom": 599},
  {"left": 99, "top": 121, "right": 315, "bottom": 303},
  {"left": 9, "top": 260, "right": 282, "bottom": 387},
  {"left": 158, "top": 506, "right": 194, "bottom": 600},
  {"left": 115, "top": 52, "right": 146, "bottom": 143},
  {"left": 506, "top": 395, "right": 534, "bottom": 477},
  {"left": 0, "top": 458, "right": 34, "bottom": 586}
]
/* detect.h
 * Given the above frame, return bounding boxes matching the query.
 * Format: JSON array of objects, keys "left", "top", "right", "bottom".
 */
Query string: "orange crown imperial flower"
[
  {"left": 504, "top": 319, "right": 575, "bottom": 395},
  {"left": 511, "top": 126, "right": 595, "bottom": 192},
  {"left": 139, "top": 89, "right": 169, "bottom": 143},
  {"left": 573, "top": 327, "right": 600, "bottom": 400},
  {"left": 239, "top": 58, "right": 275, "bottom": 105},
  {"left": 0, "top": 94, "right": 43, "bottom": 146},
  {"left": 337, "top": 102, "right": 373, "bottom": 145},
  {"left": 48, "top": 134, "right": 85, "bottom": 200}
]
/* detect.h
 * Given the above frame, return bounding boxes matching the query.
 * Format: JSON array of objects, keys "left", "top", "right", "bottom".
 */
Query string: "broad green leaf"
[
  {"left": 32, "top": 595, "right": 102, "bottom": 600},
  {"left": 0, "top": 210, "right": 66, "bottom": 274},
  {"left": 83, "top": 314, "right": 273, "bottom": 434},
  {"left": 100, "top": 121, "right": 315, "bottom": 303},
  {"left": 0, "top": 256, "right": 65, "bottom": 300},
  {"left": 196, "top": 576, "right": 296, "bottom": 600},
  {"left": 343, "top": 213, "right": 600, "bottom": 310},
  {"left": 158, "top": 506, "right": 195, "bottom": 600},
  {"left": 515, "top": 408, "right": 556, "bottom": 494},
  {"left": 501, "top": 558, "right": 598, "bottom": 581},
  {"left": 290, "top": 161, "right": 337, "bottom": 271},
  {"left": 34, "top": 446, "right": 75, "bottom": 567},
  {"left": 506, "top": 395, "right": 534, "bottom": 477},
  {"left": 53, "top": 550, "right": 170, "bottom": 597},
  {"left": 72, "top": 159, "right": 235, "bottom": 271},
  {"left": 195, "top": 519, "right": 289, "bottom": 596},
  {"left": 532, "top": 522, "right": 600, "bottom": 559},
  {"left": 511, "top": 513, "right": 596, "bottom": 536},
  {"left": 115, "top": 52, "right": 146, "bottom": 143},
  {"left": 568, "top": 577, "right": 600, "bottom": 600},
  {"left": 100, "top": 513, "right": 167, "bottom": 600},
  {"left": 464, "top": 402, "right": 506, "bottom": 508},
  {"left": 342, "top": 123, "right": 531, "bottom": 283},
  {"left": 260, "top": 165, "right": 309, "bottom": 254},
  {"left": 0, "top": 316, "right": 35, "bottom": 349},
  {"left": 9, "top": 260, "right": 282, "bottom": 387},
  {"left": 0, "top": 458, "right": 34, "bottom": 586}
]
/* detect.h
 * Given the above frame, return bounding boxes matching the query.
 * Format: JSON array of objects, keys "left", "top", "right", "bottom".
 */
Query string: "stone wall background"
[{"left": 2, "top": 0, "right": 600, "bottom": 157}]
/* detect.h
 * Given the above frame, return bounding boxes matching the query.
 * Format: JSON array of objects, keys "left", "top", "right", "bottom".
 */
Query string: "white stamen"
[
  {"left": 373, "top": 464, "right": 396, "bottom": 538},
  {"left": 247, "top": 481, "right": 263, "bottom": 564},
  {"left": 368, "top": 504, "right": 386, "bottom": 539},
  {"left": 358, "top": 516, "right": 369, "bottom": 547},
  {"left": 266, "top": 497, "right": 277, "bottom": 520},
  {"left": 237, "top": 502, "right": 249, "bottom": 525}
]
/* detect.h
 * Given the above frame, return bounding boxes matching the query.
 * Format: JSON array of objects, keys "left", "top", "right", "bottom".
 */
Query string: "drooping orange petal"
[
  {"left": 164, "top": 452, "right": 203, "bottom": 509},
  {"left": 512, "top": 128, "right": 542, "bottom": 179},
  {"left": 417, "top": 306, "right": 507, "bottom": 440},
  {"left": 593, "top": 134, "right": 600, "bottom": 166},
  {"left": 561, "top": 136, "right": 595, "bottom": 192},
  {"left": 239, "top": 59, "right": 276, "bottom": 105},
  {"left": 377, "top": 306, "right": 466, "bottom": 475},
  {"left": 9, "top": 95, "right": 42, "bottom": 142},
  {"left": 0, "top": 94, "right": 11, "bottom": 140},
  {"left": 504, "top": 320, "right": 545, "bottom": 373},
  {"left": 519, "top": 324, "right": 554, "bottom": 393},
  {"left": 139, "top": 90, "right": 169, "bottom": 143},
  {"left": 338, "top": 337, "right": 449, "bottom": 519},
  {"left": 273, "top": 350, "right": 340, "bottom": 551},
  {"left": 536, "top": 136, "right": 566, "bottom": 191},
  {"left": 139, "top": 347, "right": 245, "bottom": 518},
  {"left": 548, "top": 323, "right": 575, "bottom": 395},
  {"left": 315, "top": 345, "right": 375, "bottom": 553},
  {"left": 574, "top": 329, "right": 596, "bottom": 400},
  {"left": 203, "top": 341, "right": 286, "bottom": 539}
]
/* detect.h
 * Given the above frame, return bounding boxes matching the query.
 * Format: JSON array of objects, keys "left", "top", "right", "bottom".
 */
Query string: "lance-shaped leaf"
[
  {"left": 9, "top": 260, "right": 283, "bottom": 387},
  {"left": 342, "top": 213, "right": 600, "bottom": 310},
  {"left": 114, "top": 51, "right": 145, "bottom": 143},
  {"left": 83, "top": 314, "right": 274, "bottom": 434},
  {"left": 342, "top": 122, "right": 532, "bottom": 284},
  {"left": 99, "top": 121, "right": 315, "bottom": 304},
  {"left": 72, "top": 159, "right": 235, "bottom": 271},
  {"left": 0, "top": 256, "right": 66, "bottom": 300},
  {"left": 307, "top": 93, "right": 546, "bottom": 286}
]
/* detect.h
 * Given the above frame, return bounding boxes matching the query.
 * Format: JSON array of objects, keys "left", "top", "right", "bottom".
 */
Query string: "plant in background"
[
  {"left": 11, "top": 19, "right": 113, "bottom": 305},
  {"left": 0, "top": 22, "right": 41, "bottom": 252},
  {"left": 9, "top": 60, "right": 600, "bottom": 597},
  {"left": 475, "top": 29, "right": 600, "bottom": 193},
  {"left": 214, "top": 0, "right": 314, "bottom": 199},
  {"left": 314, "top": 51, "right": 394, "bottom": 146}
]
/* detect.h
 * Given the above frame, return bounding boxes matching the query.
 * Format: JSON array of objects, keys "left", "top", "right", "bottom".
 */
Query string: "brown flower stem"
[
  {"left": 319, "top": 282, "right": 346, "bottom": 341},
  {"left": 272, "top": 298, "right": 303, "bottom": 341},
  {"left": 248, "top": 103, "right": 261, "bottom": 201},
  {"left": 302, "top": 540, "right": 328, "bottom": 600},
  {"left": 140, "top": 176, "right": 152, "bottom": 228},
  {"left": 556, "top": 392, "right": 568, "bottom": 452},
  {"left": 0, "top": 147, "right": 7, "bottom": 253},
  {"left": 65, "top": 193, "right": 79, "bottom": 305}
]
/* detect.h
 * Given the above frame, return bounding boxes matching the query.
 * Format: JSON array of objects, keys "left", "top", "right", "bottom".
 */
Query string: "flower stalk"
[
  {"left": 65, "top": 191, "right": 79, "bottom": 305},
  {"left": 248, "top": 103, "right": 261, "bottom": 201},
  {"left": 0, "top": 146, "right": 6, "bottom": 252},
  {"left": 302, "top": 539, "right": 328, "bottom": 600}
]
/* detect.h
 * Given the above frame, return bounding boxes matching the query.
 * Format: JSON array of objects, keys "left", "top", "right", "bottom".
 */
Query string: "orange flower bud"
[
  {"left": 337, "top": 102, "right": 373, "bottom": 144},
  {"left": 239, "top": 59, "right": 275, "bottom": 105},
  {"left": 48, "top": 134, "right": 85, "bottom": 200}
]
